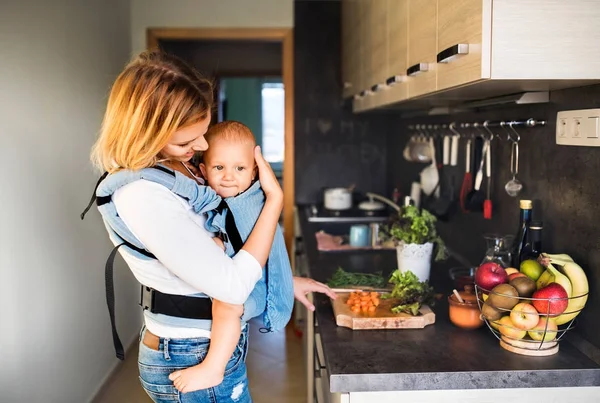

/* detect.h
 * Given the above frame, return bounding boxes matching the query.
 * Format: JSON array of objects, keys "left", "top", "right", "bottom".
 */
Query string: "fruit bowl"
[{"left": 475, "top": 284, "right": 587, "bottom": 356}]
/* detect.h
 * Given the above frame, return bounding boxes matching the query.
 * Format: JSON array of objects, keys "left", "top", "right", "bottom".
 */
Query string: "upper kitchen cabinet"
[
  {"left": 341, "top": 0, "right": 359, "bottom": 99},
  {"left": 407, "top": 0, "right": 437, "bottom": 98},
  {"left": 346, "top": 0, "right": 600, "bottom": 113},
  {"left": 436, "top": 0, "right": 488, "bottom": 91}
]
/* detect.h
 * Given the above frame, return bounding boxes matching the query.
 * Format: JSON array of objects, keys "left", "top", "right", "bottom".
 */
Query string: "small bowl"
[
  {"left": 448, "top": 285, "right": 484, "bottom": 330},
  {"left": 449, "top": 266, "right": 476, "bottom": 290}
]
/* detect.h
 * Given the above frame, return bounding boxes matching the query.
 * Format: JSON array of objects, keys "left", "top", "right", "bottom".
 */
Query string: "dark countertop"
[{"left": 298, "top": 207, "right": 600, "bottom": 393}]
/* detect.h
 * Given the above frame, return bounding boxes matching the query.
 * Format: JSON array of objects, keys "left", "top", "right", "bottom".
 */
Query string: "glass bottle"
[
  {"left": 521, "top": 220, "right": 543, "bottom": 260},
  {"left": 513, "top": 199, "right": 533, "bottom": 267}
]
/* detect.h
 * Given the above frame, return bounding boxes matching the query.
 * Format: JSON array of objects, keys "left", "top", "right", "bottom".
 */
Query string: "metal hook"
[
  {"left": 508, "top": 121, "right": 521, "bottom": 142},
  {"left": 483, "top": 120, "right": 501, "bottom": 141},
  {"left": 473, "top": 122, "right": 493, "bottom": 141},
  {"left": 499, "top": 121, "right": 513, "bottom": 142},
  {"left": 448, "top": 122, "right": 461, "bottom": 137}
]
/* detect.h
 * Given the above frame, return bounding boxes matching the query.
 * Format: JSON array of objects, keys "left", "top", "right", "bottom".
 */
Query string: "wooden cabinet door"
[
  {"left": 407, "top": 0, "right": 437, "bottom": 98},
  {"left": 357, "top": 0, "right": 373, "bottom": 93},
  {"left": 383, "top": 0, "right": 409, "bottom": 104},
  {"left": 437, "top": 0, "right": 491, "bottom": 91},
  {"left": 370, "top": 0, "right": 388, "bottom": 87},
  {"left": 341, "top": 0, "right": 359, "bottom": 98}
]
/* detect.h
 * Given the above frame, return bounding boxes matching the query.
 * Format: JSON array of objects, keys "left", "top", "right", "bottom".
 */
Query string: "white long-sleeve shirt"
[{"left": 112, "top": 179, "right": 262, "bottom": 338}]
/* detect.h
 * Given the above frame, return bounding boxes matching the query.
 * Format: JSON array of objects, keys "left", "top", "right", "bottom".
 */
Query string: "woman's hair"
[{"left": 91, "top": 50, "right": 213, "bottom": 172}]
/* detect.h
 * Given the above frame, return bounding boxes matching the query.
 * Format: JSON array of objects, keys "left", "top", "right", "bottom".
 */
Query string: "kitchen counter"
[{"left": 297, "top": 207, "right": 600, "bottom": 395}]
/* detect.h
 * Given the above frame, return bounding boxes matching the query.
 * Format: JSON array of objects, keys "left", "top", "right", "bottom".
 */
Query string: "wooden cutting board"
[{"left": 331, "top": 292, "right": 435, "bottom": 330}]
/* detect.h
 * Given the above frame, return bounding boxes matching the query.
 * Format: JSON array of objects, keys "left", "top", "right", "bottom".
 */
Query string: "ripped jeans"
[{"left": 138, "top": 327, "right": 252, "bottom": 403}]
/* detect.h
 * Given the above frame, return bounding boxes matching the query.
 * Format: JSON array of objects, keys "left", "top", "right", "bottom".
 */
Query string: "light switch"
[
  {"left": 588, "top": 117, "right": 599, "bottom": 138},
  {"left": 556, "top": 109, "right": 600, "bottom": 146}
]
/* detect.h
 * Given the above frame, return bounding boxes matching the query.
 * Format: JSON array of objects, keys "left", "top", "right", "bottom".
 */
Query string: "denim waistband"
[{"left": 142, "top": 325, "right": 248, "bottom": 354}]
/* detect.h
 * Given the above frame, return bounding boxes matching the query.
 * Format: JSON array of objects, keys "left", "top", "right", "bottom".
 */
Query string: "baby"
[{"left": 169, "top": 121, "right": 282, "bottom": 393}]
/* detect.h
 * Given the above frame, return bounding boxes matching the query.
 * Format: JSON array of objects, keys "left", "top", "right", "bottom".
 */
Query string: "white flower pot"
[{"left": 396, "top": 242, "right": 434, "bottom": 282}]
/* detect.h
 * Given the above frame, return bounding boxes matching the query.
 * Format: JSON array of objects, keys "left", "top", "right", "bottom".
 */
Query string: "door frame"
[{"left": 147, "top": 28, "right": 295, "bottom": 255}]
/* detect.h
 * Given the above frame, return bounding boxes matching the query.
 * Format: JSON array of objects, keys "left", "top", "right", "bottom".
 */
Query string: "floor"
[{"left": 93, "top": 320, "right": 306, "bottom": 403}]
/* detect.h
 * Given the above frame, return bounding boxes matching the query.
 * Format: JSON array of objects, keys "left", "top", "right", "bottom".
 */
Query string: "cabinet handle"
[
  {"left": 406, "top": 63, "right": 429, "bottom": 76},
  {"left": 370, "top": 83, "right": 387, "bottom": 93},
  {"left": 386, "top": 75, "right": 405, "bottom": 86},
  {"left": 437, "top": 44, "right": 469, "bottom": 63},
  {"left": 359, "top": 89, "right": 374, "bottom": 97},
  {"left": 343, "top": 81, "right": 352, "bottom": 89}
]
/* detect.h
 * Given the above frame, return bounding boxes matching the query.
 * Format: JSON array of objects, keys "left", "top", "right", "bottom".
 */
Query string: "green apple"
[
  {"left": 528, "top": 317, "right": 558, "bottom": 342},
  {"left": 520, "top": 259, "right": 544, "bottom": 281}
]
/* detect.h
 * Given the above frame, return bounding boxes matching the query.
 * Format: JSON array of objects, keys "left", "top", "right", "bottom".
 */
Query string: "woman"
[{"left": 91, "top": 50, "right": 335, "bottom": 402}]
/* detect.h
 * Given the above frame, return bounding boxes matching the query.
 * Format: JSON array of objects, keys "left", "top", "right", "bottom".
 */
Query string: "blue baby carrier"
[{"left": 81, "top": 165, "right": 244, "bottom": 360}]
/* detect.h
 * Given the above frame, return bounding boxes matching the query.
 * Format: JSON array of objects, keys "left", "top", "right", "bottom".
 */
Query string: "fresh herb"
[
  {"left": 384, "top": 270, "right": 435, "bottom": 316},
  {"left": 379, "top": 205, "right": 447, "bottom": 261},
  {"left": 327, "top": 267, "right": 387, "bottom": 288}
]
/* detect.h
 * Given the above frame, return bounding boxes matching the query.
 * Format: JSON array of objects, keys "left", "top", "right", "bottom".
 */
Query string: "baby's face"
[{"left": 200, "top": 139, "right": 256, "bottom": 198}]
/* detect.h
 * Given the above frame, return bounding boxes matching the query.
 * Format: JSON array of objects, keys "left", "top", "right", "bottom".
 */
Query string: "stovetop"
[{"left": 305, "top": 204, "right": 389, "bottom": 223}]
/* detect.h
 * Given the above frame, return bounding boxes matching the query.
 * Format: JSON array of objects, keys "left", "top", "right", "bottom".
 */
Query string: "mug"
[{"left": 349, "top": 225, "right": 370, "bottom": 247}]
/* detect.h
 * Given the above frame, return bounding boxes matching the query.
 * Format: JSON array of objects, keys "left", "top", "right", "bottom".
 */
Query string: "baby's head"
[{"left": 200, "top": 121, "right": 257, "bottom": 198}]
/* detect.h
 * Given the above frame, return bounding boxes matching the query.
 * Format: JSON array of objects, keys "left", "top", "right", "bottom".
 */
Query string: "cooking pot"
[{"left": 323, "top": 187, "right": 353, "bottom": 210}]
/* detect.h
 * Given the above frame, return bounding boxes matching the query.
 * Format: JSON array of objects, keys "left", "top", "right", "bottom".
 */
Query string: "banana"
[
  {"left": 545, "top": 263, "right": 573, "bottom": 298},
  {"left": 541, "top": 253, "right": 574, "bottom": 265},
  {"left": 553, "top": 261, "right": 589, "bottom": 325},
  {"left": 536, "top": 269, "right": 554, "bottom": 290}
]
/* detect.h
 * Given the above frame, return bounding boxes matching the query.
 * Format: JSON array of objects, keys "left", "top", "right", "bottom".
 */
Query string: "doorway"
[{"left": 147, "top": 28, "right": 295, "bottom": 253}]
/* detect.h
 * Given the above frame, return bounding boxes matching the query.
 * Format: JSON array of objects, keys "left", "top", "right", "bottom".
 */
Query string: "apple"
[
  {"left": 475, "top": 262, "right": 508, "bottom": 291},
  {"left": 520, "top": 259, "right": 544, "bottom": 281},
  {"left": 497, "top": 316, "right": 527, "bottom": 340},
  {"left": 528, "top": 317, "right": 558, "bottom": 342},
  {"left": 532, "top": 283, "right": 569, "bottom": 316},
  {"left": 509, "top": 302, "right": 540, "bottom": 330},
  {"left": 505, "top": 267, "right": 519, "bottom": 276},
  {"left": 508, "top": 272, "right": 527, "bottom": 281}
]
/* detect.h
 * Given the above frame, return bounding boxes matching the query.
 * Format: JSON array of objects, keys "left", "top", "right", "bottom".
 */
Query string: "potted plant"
[{"left": 379, "top": 205, "right": 447, "bottom": 282}]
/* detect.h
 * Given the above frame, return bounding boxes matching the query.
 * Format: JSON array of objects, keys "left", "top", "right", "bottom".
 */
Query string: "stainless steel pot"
[{"left": 323, "top": 187, "right": 353, "bottom": 210}]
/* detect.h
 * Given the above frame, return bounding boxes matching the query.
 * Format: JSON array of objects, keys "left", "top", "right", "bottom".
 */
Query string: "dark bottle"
[
  {"left": 513, "top": 199, "right": 533, "bottom": 267},
  {"left": 521, "top": 220, "right": 543, "bottom": 260}
]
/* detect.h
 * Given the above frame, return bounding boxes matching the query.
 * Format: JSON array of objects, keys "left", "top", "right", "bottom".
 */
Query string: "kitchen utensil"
[
  {"left": 505, "top": 140, "right": 523, "bottom": 197},
  {"left": 323, "top": 187, "right": 353, "bottom": 210},
  {"left": 358, "top": 199, "right": 385, "bottom": 211},
  {"left": 466, "top": 139, "right": 489, "bottom": 211},
  {"left": 448, "top": 285, "right": 484, "bottom": 330},
  {"left": 426, "top": 136, "right": 455, "bottom": 219},
  {"left": 419, "top": 138, "right": 439, "bottom": 196},
  {"left": 331, "top": 292, "right": 435, "bottom": 330},
  {"left": 459, "top": 139, "right": 472, "bottom": 212},
  {"left": 410, "top": 181, "right": 421, "bottom": 208},
  {"left": 483, "top": 140, "right": 492, "bottom": 219}
]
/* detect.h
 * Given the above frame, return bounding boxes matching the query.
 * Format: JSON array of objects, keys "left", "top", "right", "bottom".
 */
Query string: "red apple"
[
  {"left": 509, "top": 302, "right": 540, "bottom": 330},
  {"left": 532, "top": 283, "right": 569, "bottom": 316},
  {"left": 528, "top": 317, "right": 558, "bottom": 342},
  {"left": 475, "top": 262, "right": 508, "bottom": 291},
  {"left": 508, "top": 272, "right": 527, "bottom": 281}
]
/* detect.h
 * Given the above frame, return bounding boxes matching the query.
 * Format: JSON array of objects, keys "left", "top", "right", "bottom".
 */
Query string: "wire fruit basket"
[{"left": 474, "top": 284, "right": 587, "bottom": 356}]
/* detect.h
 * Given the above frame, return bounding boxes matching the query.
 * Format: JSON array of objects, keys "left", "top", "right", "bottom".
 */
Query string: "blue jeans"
[{"left": 138, "top": 327, "right": 252, "bottom": 403}]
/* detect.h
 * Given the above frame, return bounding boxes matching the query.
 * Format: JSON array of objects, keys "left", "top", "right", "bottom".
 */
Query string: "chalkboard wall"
[{"left": 294, "top": 0, "right": 397, "bottom": 205}]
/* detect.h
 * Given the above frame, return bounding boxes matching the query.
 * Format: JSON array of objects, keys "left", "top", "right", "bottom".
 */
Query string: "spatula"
[
  {"left": 466, "top": 139, "right": 489, "bottom": 211},
  {"left": 459, "top": 139, "right": 472, "bottom": 212},
  {"left": 483, "top": 141, "right": 493, "bottom": 219}
]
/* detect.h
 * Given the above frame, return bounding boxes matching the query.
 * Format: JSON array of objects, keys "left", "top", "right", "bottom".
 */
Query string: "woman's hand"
[
  {"left": 254, "top": 146, "right": 283, "bottom": 203},
  {"left": 293, "top": 276, "right": 337, "bottom": 311}
]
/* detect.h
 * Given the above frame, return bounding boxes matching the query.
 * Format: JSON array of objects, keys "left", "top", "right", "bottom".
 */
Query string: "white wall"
[
  {"left": 0, "top": 1, "right": 139, "bottom": 402},
  {"left": 131, "top": 0, "right": 294, "bottom": 53}
]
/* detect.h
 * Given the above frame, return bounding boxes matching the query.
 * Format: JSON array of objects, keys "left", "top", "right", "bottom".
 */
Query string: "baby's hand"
[
  {"left": 212, "top": 236, "right": 225, "bottom": 251},
  {"left": 169, "top": 362, "right": 224, "bottom": 393}
]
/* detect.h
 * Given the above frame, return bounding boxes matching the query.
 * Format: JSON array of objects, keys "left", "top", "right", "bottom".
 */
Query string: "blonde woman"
[{"left": 91, "top": 50, "right": 334, "bottom": 403}]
